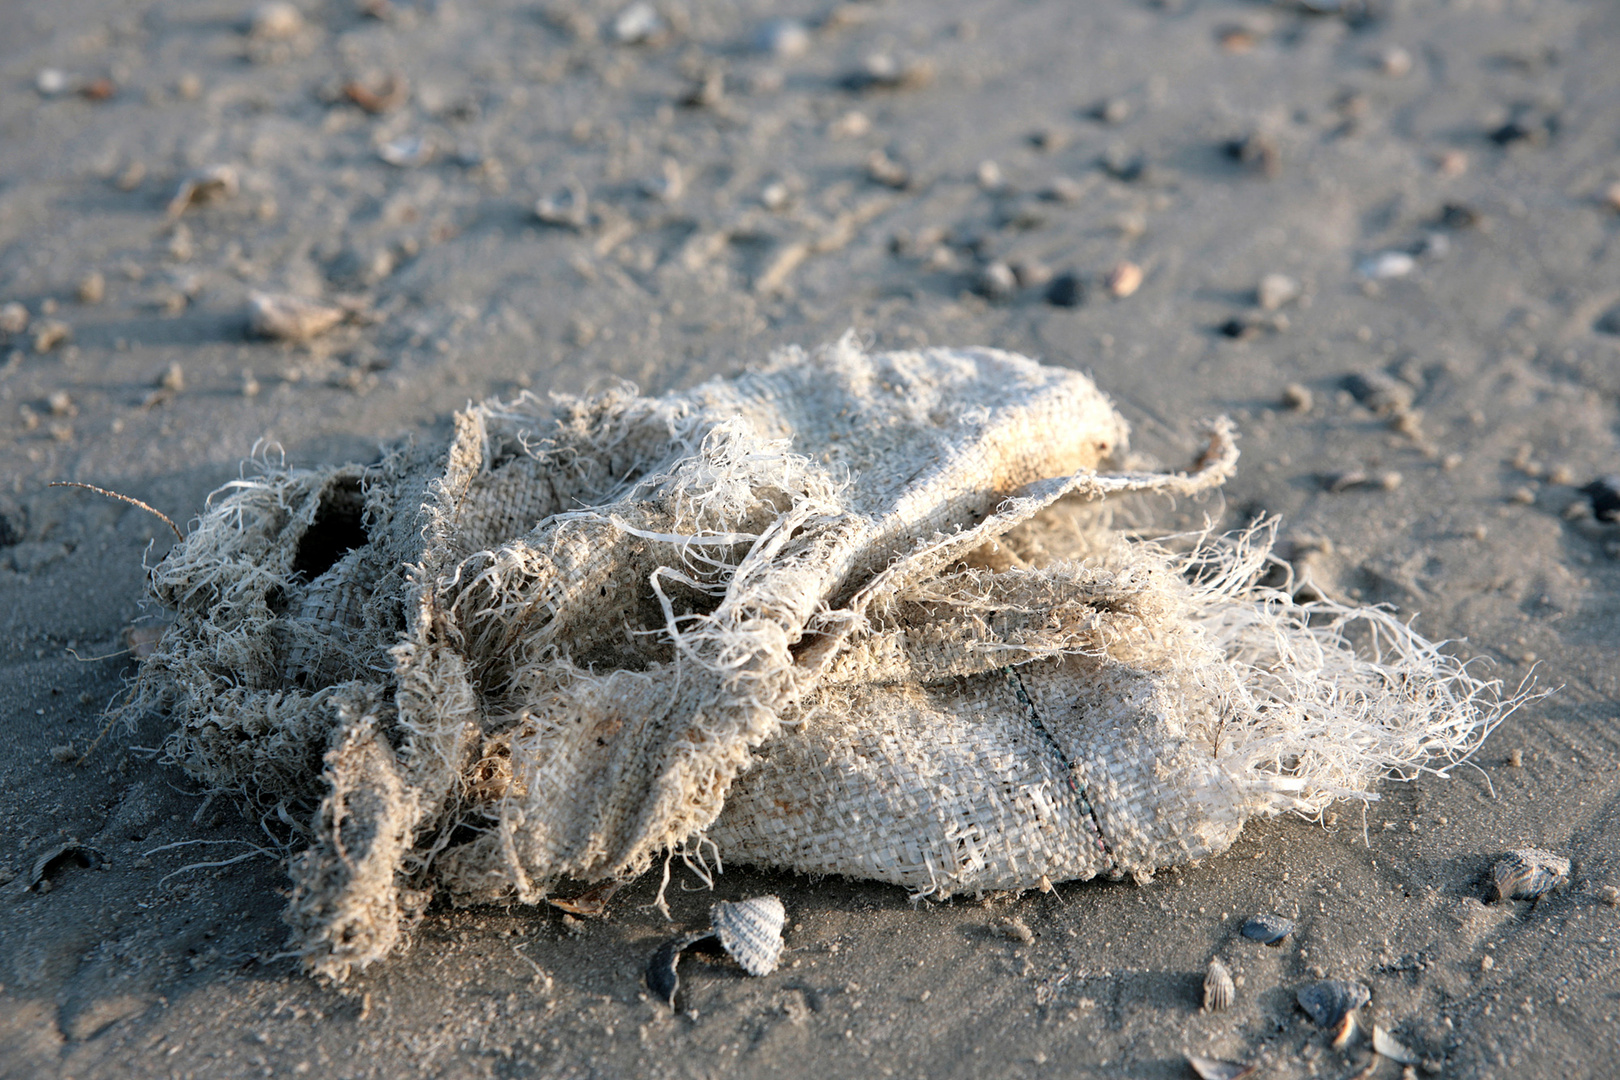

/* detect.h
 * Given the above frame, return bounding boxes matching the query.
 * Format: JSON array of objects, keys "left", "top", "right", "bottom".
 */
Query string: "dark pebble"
[
  {"left": 1240, "top": 912, "right": 1294, "bottom": 946},
  {"left": 1045, "top": 272, "right": 1084, "bottom": 308},
  {"left": 1439, "top": 202, "right": 1481, "bottom": 228},
  {"left": 1581, "top": 476, "right": 1620, "bottom": 522}
]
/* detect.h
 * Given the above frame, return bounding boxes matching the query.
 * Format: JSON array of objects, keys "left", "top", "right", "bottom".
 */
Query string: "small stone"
[
  {"left": 865, "top": 151, "right": 910, "bottom": 190},
  {"left": 177, "top": 73, "right": 202, "bottom": 100},
  {"left": 36, "top": 68, "right": 70, "bottom": 97},
  {"left": 845, "top": 53, "right": 935, "bottom": 93},
  {"left": 47, "top": 391, "right": 74, "bottom": 417},
  {"left": 0, "top": 301, "right": 29, "bottom": 335},
  {"left": 1580, "top": 476, "right": 1620, "bottom": 522},
  {"left": 975, "top": 160, "right": 1004, "bottom": 192},
  {"left": 1379, "top": 46, "right": 1413, "bottom": 77},
  {"left": 1257, "top": 273, "right": 1300, "bottom": 311},
  {"left": 248, "top": 293, "right": 346, "bottom": 343},
  {"left": 1359, "top": 251, "right": 1416, "bottom": 280},
  {"left": 612, "top": 2, "right": 665, "bottom": 45},
  {"left": 1509, "top": 486, "right": 1535, "bottom": 506},
  {"left": 1343, "top": 370, "right": 1413, "bottom": 414},
  {"left": 249, "top": 2, "right": 305, "bottom": 40},
  {"left": 160, "top": 361, "right": 186, "bottom": 392},
  {"left": 1281, "top": 383, "right": 1313, "bottom": 412},
  {"left": 1507, "top": 748, "right": 1523, "bottom": 767},
  {"left": 1378, "top": 471, "right": 1403, "bottom": 491},
  {"left": 975, "top": 261, "right": 1017, "bottom": 301},
  {"left": 828, "top": 110, "right": 870, "bottom": 139},
  {"left": 1546, "top": 464, "right": 1575, "bottom": 486},
  {"left": 989, "top": 916, "right": 1034, "bottom": 944},
  {"left": 241, "top": 370, "right": 261, "bottom": 398},
  {"left": 1009, "top": 260, "right": 1052, "bottom": 289},
  {"left": 77, "top": 272, "right": 106, "bottom": 305},
  {"left": 32, "top": 319, "right": 70, "bottom": 354},
  {"left": 1598, "top": 885, "right": 1619, "bottom": 907},
  {"left": 1437, "top": 150, "right": 1469, "bottom": 177},
  {"left": 754, "top": 19, "right": 810, "bottom": 59},
  {"left": 1470, "top": 524, "right": 1488, "bottom": 541},
  {"left": 1224, "top": 131, "right": 1280, "bottom": 177},
  {"left": 761, "top": 182, "right": 791, "bottom": 212},
  {"left": 115, "top": 161, "right": 146, "bottom": 191},
  {"left": 535, "top": 182, "right": 592, "bottom": 230},
  {"left": 166, "top": 164, "right": 239, "bottom": 219},
  {"left": 1094, "top": 96, "right": 1131, "bottom": 124},
  {"left": 1045, "top": 272, "right": 1083, "bottom": 308},
  {"left": 1041, "top": 176, "right": 1085, "bottom": 203},
  {"left": 1105, "top": 261, "right": 1143, "bottom": 298}
]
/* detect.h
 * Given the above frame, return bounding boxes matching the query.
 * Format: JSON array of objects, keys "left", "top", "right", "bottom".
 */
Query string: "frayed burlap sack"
[{"left": 126, "top": 336, "right": 1509, "bottom": 981}]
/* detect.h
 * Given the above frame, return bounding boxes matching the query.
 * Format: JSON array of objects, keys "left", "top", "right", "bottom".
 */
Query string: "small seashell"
[
  {"left": 1105, "top": 261, "right": 1143, "bottom": 299},
  {"left": 989, "top": 915, "right": 1034, "bottom": 944},
  {"left": 843, "top": 53, "right": 935, "bottom": 93},
  {"left": 1358, "top": 251, "right": 1416, "bottom": 280},
  {"left": 1257, "top": 273, "right": 1300, "bottom": 311},
  {"left": 249, "top": 2, "right": 305, "bottom": 40},
  {"left": 1240, "top": 912, "right": 1294, "bottom": 946},
  {"left": 612, "top": 2, "right": 664, "bottom": 45},
  {"left": 1296, "top": 979, "right": 1370, "bottom": 1030},
  {"left": 1489, "top": 848, "right": 1570, "bottom": 902},
  {"left": 29, "top": 841, "right": 105, "bottom": 891},
  {"left": 1184, "top": 1054, "right": 1256, "bottom": 1080},
  {"left": 378, "top": 136, "right": 432, "bottom": 168},
  {"left": 0, "top": 301, "right": 30, "bottom": 335},
  {"left": 247, "top": 293, "right": 346, "bottom": 343},
  {"left": 36, "top": 68, "right": 70, "bottom": 97},
  {"left": 1373, "top": 1025, "right": 1419, "bottom": 1065},
  {"left": 1343, "top": 370, "right": 1413, "bottom": 414},
  {"left": 975, "top": 261, "right": 1017, "bottom": 302},
  {"left": 711, "top": 895, "right": 786, "bottom": 976},
  {"left": 166, "top": 164, "right": 239, "bottom": 220},
  {"left": 1203, "top": 958, "right": 1235, "bottom": 1012},
  {"left": 754, "top": 18, "right": 810, "bottom": 59},
  {"left": 535, "top": 182, "right": 592, "bottom": 230},
  {"left": 1281, "top": 383, "right": 1313, "bottom": 412},
  {"left": 77, "top": 272, "right": 106, "bottom": 305}
]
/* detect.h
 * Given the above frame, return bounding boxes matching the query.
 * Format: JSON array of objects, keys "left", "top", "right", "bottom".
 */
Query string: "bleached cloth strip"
[{"left": 127, "top": 337, "right": 1506, "bottom": 981}]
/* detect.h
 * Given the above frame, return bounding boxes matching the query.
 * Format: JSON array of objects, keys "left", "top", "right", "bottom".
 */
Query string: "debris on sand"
[
  {"left": 1185, "top": 1054, "right": 1255, "bottom": 1080},
  {"left": 121, "top": 339, "right": 1514, "bottom": 981},
  {"left": 1203, "top": 958, "right": 1235, "bottom": 1012},
  {"left": 646, "top": 896, "right": 786, "bottom": 1007},
  {"left": 166, "top": 165, "right": 240, "bottom": 220},
  {"left": 1241, "top": 913, "right": 1294, "bottom": 946},
  {"left": 1489, "top": 848, "right": 1569, "bottom": 902},
  {"left": 247, "top": 293, "right": 347, "bottom": 343}
]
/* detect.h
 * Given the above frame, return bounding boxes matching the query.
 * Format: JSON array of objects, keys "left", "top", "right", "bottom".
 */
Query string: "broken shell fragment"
[
  {"left": 645, "top": 930, "right": 713, "bottom": 1008},
  {"left": 535, "top": 183, "right": 592, "bottom": 230},
  {"left": 1184, "top": 1054, "right": 1256, "bottom": 1080},
  {"left": 647, "top": 895, "right": 786, "bottom": 1006},
  {"left": 1489, "top": 848, "right": 1570, "bottom": 902},
  {"left": 248, "top": 293, "right": 347, "bottom": 343},
  {"left": 166, "top": 165, "right": 240, "bottom": 220},
  {"left": 1203, "top": 958, "right": 1236, "bottom": 1012},
  {"left": 1240, "top": 913, "right": 1294, "bottom": 946},
  {"left": 1373, "top": 1025, "right": 1419, "bottom": 1065},
  {"left": 1296, "top": 979, "right": 1370, "bottom": 1030},
  {"left": 711, "top": 895, "right": 786, "bottom": 976}
]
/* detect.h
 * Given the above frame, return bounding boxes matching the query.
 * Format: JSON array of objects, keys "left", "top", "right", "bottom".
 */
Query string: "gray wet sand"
[{"left": 2, "top": 1, "right": 1619, "bottom": 1077}]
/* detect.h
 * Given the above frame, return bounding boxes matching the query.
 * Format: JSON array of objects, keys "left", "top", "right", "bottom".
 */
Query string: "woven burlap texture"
[{"left": 127, "top": 337, "right": 1504, "bottom": 981}]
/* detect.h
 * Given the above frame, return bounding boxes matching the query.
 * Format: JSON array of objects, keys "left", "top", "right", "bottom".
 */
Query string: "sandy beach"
[{"left": 2, "top": 0, "right": 1618, "bottom": 1076}]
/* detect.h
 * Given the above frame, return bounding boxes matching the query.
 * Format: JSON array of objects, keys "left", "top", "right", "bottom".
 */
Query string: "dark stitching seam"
[{"left": 1003, "top": 666, "right": 1113, "bottom": 861}]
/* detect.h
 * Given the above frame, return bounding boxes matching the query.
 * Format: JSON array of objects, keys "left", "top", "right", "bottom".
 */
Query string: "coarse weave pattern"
[{"left": 125, "top": 336, "right": 1506, "bottom": 981}]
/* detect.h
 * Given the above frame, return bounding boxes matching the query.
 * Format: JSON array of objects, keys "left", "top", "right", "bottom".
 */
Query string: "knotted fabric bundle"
[{"left": 127, "top": 337, "right": 1505, "bottom": 981}]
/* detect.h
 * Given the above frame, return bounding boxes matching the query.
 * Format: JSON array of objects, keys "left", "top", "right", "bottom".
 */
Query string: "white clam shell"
[{"left": 710, "top": 895, "right": 785, "bottom": 976}]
